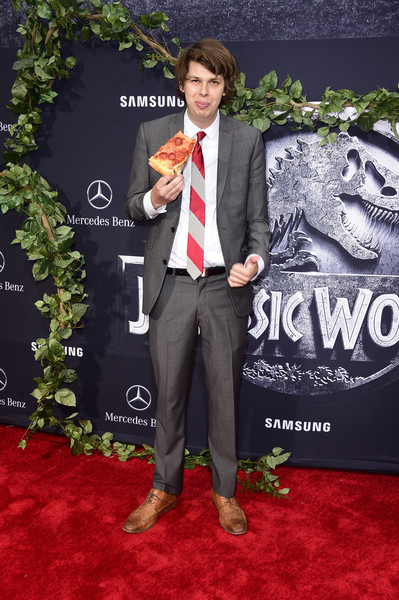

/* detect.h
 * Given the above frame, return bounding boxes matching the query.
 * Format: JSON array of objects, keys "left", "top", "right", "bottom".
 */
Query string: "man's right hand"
[{"left": 150, "top": 174, "right": 184, "bottom": 209}]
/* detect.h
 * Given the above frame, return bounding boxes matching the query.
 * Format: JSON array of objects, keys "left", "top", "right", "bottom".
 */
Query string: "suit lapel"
[
  {"left": 168, "top": 112, "right": 185, "bottom": 138},
  {"left": 217, "top": 114, "right": 233, "bottom": 207},
  {"left": 166, "top": 112, "right": 185, "bottom": 224}
]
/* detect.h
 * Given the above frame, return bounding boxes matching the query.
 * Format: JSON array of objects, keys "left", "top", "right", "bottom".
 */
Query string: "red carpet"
[{"left": 1, "top": 423, "right": 398, "bottom": 600}]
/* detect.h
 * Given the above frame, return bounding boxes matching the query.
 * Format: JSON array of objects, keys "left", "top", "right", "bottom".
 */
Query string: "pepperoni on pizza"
[{"left": 149, "top": 131, "right": 196, "bottom": 177}]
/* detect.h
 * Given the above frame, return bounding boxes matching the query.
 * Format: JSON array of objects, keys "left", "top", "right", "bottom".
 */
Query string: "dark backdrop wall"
[{"left": 1, "top": 1, "right": 399, "bottom": 472}]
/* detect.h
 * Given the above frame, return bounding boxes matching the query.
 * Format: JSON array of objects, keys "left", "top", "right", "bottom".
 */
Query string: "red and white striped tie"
[{"left": 187, "top": 131, "right": 206, "bottom": 279}]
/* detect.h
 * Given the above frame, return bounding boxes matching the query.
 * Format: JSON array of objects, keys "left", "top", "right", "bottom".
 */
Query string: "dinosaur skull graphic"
[{"left": 268, "top": 132, "right": 399, "bottom": 272}]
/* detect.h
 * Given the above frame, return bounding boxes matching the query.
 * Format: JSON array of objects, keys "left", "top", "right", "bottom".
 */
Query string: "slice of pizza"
[{"left": 149, "top": 131, "right": 196, "bottom": 177}]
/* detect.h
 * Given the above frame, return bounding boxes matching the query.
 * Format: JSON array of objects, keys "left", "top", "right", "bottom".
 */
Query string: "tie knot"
[{"left": 197, "top": 131, "right": 206, "bottom": 142}]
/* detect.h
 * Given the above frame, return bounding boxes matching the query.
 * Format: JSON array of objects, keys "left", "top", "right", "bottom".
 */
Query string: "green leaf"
[
  {"left": 101, "top": 447, "right": 113, "bottom": 457},
  {"left": 290, "top": 79, "right": 303, "bottom": 100},
  {"left": 72, "top": 303, "right": 89, "bottom": 321},
  {"left": 317, "top": 126, "right": 330, "bottom": 138},
  {"left": 12, "top": 79, "right": 28, "bottom": 100},
  {"left": 38, "top": 3, "right": 53, "bottom": 19},
  {"left": 339, "top": 121, "right": 351, "bottom": 132},
  {"left": 327, "top": 132, "right": 338, "bottom": 144},
  {"left": 274, "top": 89, "right": 291, "bottom": 104},
  {"left": 39, "top": 90, "right": 58, "bottom": 104},
  {"left": 81, "top": 25, "right": 92, "bottom": 41},
  {"left": 142, "top": 58, "right": 158, "bottom": 68},
  {"left": 282, "top": 74, "right": 292, "bottom": 88},
  {"left": 357, "top": 112, "right": 375, "bottom": 132},
  {"left": 90, "top": 21, "right": 101, "bottom": 34},
  {"left": 49, "top": 338, "right": 65, "bottom": 358},
  {"left": 252, "top": 117, "right": 271, "bottom": 133},
  {"left": 66, "top": 412, "right": 79, "bottom": 419},
  {"left": 55, "top": 388, "right": 77, "bottom": 407},
  {"left": 13, "top": 57, "right": 35, "bottom": 71},
  {"left": 171, "top": 37, "right": 181, "bottom": 51},
  {"left": 50, "top": 319, "right": 59, "bottom": 333},
  {"left": 163, "top": 65, "right": 174, "bottom": 79},
  {"left": 65, "top": 56, "right": 77, "bottom": 69},
  {"left": 272, "top": 447, "right": 283, "bottom": 456},
  {"left": 32, "top": 260, "right": 50, "bottom": 281},
  {"left": 251, "top": 86, "right": 267, "bottom": 101},
  {"left": 35, "top": 64, "right": 51, "bottom": 80},
  {"left": 77, "top": 419, "right": 93, "bottom": 434},
  {"left": 259, "top": 70, "right": 278, "bottom": 91}
]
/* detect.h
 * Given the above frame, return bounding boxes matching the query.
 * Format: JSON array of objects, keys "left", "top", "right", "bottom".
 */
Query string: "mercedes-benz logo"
[
  {"left": 0, "top": 368, "right": 7, "bottom": 392},
  {"left": 87, "top": 180, "right": 113, "bottom": 210},
  {"left": 0, "top": 251, "right": 5, "bottom": 274},
  {"left": 126, "top": 385, "right": 152, "bottom": 411}
]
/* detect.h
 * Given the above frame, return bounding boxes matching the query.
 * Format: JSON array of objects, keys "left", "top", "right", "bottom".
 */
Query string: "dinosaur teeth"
[
  {"left": 343, "top": 218, "right": 355, "bottom": 232},
  {"left": 371, "top": 206, "right": 380, "bottom": 218},
  {"left": 269, "top": 168, "right": 280, "bottom": 179}
]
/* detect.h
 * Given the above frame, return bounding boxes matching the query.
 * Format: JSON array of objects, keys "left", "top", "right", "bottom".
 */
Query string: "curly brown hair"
[{"left": 175, "top": 38, "right": 239, "bottom": 105}]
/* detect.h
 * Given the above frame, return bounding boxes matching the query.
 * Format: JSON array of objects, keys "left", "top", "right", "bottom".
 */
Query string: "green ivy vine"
[{"left": 1, "top": 0, "right": 398, "bottom": 496}]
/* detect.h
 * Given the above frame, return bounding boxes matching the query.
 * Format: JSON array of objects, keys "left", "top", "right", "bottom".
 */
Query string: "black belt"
[{"left": 166, "top": 267, "right": 225, "bottom": 277}]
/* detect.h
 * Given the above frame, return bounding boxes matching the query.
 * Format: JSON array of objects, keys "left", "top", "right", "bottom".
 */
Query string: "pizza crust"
[{"left": 148, "top": 156, "right": 189, "bottom": 177}]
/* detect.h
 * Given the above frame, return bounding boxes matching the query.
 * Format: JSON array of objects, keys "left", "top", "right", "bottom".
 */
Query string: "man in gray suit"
[{"left": 124, "top": 39, "right": 270, "bottom": 535}]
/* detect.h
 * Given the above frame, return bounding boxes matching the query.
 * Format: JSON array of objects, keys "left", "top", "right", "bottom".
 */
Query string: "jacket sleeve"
[
  {"left": 245, "top": 128, "right": 271, "bottom": 268},
  {"left": 125, "top": 123, "right": 154, "bottom": 222}
]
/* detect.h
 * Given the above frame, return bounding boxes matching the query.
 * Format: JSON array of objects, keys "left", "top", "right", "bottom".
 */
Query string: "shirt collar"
[{"left": 184, "top": 110, "right": 220, "bottom": 141}]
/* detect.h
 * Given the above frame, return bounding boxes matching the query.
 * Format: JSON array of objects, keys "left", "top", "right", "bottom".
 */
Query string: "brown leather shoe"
[
  {"left": 123, "top": 488, "right": 177, "bottom": 533},
  {"left": 211, "top": 489, "right": 247, "bottom": 535}
]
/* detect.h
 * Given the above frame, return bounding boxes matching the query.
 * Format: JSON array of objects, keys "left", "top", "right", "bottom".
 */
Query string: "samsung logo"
[
  {"left": 31, "top": 342, "right": 83, "bottom": 357},
  {"left": 120, "top": 95, "right": 185, "bottom": 109},
  {"left": 265, "top": 418, "right": 331, "bottom": 433}
]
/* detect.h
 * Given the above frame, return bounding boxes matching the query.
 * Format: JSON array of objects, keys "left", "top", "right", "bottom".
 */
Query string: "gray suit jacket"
[{"left": 125, "top": 111, "right": 270, "bottom": 317}]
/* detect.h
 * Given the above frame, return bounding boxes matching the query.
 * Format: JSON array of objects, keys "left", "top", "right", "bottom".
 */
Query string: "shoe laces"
[{"left": 146, "top": 491, "right": 168, "bottom": 505}]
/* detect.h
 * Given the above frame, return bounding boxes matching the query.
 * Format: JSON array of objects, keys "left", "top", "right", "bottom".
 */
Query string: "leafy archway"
[{"left": 1, "top": 0, "right": 398, "bottom": 495}]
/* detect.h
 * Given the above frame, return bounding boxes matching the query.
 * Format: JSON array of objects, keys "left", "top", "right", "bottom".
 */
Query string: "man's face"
[{"left": 180, "top": 61, "right": 225, "bottom": 129}]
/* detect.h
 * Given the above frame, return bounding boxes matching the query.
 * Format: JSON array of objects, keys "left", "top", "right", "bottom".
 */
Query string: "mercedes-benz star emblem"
[
  {"left": 87, "top": 180, "right": 113, "bottom": 210},
  {"left": 0, "top": 368, "right": 7, "bottom": 392},
  {"left": 126, "top": 385, "right": 152, "bottom": 411},
  {"left": 0, "top": 251, "right": 5, "bottom": 274}
]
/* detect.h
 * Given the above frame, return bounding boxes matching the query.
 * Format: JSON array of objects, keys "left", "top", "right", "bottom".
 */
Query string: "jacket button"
[
  {"left": 163, "top": 259, "right": 167, "bottom": 265},
  {"left": 171, "top": 227, "right": 176, "bottom": 233}
]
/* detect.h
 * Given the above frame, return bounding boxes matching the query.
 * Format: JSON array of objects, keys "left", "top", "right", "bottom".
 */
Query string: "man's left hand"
[{"left": 227, "top": 255, "right": 260, "bottom": 288}]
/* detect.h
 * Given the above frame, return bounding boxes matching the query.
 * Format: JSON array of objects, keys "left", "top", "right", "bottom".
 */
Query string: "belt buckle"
[{"left": 200, "top": 268, "right": 210, "bottom": 278}]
